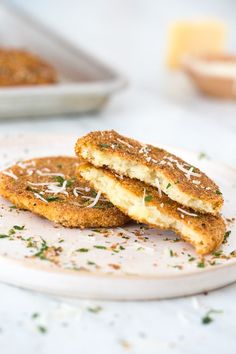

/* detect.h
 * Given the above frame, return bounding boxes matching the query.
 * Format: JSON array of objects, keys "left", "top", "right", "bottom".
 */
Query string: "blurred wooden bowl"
[{"left": 182, "top": 54, "right": 236, "bottom": 99}]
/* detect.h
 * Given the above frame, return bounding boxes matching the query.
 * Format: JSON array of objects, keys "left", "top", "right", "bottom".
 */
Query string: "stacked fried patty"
[
  {"left": 0, "top": 156, "right": 129, "bottom": 228},
  {"left": 75, "top": 130, "right": 225, "bottom": 255}
]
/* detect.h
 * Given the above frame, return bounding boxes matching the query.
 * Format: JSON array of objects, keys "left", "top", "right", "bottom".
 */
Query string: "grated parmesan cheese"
[
  {"left": 86, "top": 191, "right": 102, "bottom": 208},
  {"left": 36, "top": 170, "right": 65, "bottom": 178},
  {"left": 34, "top": 192, "right": 48, "bottom": 203},
  {"left": 117, "top": 138, "right": 133, "bottom": 149},
  {"left": 177, "top": 207, "right": 198, "bottom": 217},
  {"left": 2, "top": 170, "right": 18, "bottom": 180},
  {"left": 45, "top": 180, "right": 68, "bottom": 196}
]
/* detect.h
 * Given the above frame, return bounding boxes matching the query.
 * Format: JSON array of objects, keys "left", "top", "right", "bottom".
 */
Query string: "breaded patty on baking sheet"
[
  {"left": 0, "top": 48, "right": 57, "bottom": 86},
  {"left": 0, "top": 156, "right": 129, "bottom": 228},
  {"left": 75, "top": 130, "right": 223, "bottom": 215},
  {"left": 78, "top": 163, "right": 226, "bottom": 255}
]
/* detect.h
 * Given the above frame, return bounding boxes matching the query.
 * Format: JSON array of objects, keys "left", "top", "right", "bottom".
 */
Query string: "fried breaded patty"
[
  {"left": 0, "top": 157, "right": 129, "bottom": 228},
  {"left": 78, "top": 163, "right": 226, "bottom": 255},
  {"left": 75, "top": 130, "right": 223, "bottom": 215},
  {"left": 0, "top": 48, "right": 57, "bottom": 86}
]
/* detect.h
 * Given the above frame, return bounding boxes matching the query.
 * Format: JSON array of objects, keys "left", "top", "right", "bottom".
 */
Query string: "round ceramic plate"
[{"left": 0, "top": 134, "right": 235, "bottom": 300}]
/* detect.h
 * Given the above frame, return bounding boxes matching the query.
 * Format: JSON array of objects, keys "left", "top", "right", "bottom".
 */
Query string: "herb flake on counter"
[
  {"left": 201, "top": 309, "right": 223, "bottom": 325},
  {"left": 37, "top": 325, "right": 47, "bottom": 334},
  {"left": 198, "top": 152, "right": 209, "bottom": 160},
  {"left": 31, "top": 312, "right": 40, "bottom": 319},
  {"left": 87, "top": 306, "right": 102, "bottom": 314}
]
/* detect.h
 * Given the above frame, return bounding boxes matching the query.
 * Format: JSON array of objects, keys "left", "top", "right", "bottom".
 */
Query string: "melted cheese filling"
[
  {"left": 80, "top": 147, "right": 215, "bottom": 214},
  {"left": 79, "top": 166, "right": 214, "bottom": 255}
]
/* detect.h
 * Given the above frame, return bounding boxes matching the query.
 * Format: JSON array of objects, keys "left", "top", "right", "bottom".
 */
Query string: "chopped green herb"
[
  {"left": 201, "top": 309, "right": 223, "bottom": 325},
  {"left": 8, "top": 228, "right": 16, "bottom": 236},
  {"left": 223, "top": 230, "right": 231, "bottom": 244},
  {"left": 9, "top": 205, "right": 17, "bottom": 209},
  {"left": 37, "top": 325, "right": 47, "bottom": 334},
  {"left": 26, "top": 237, "right": 36, "bottom": 248},
  {"left": 87, "top": 306, "right": 102, "bottom": 314},
  {"left": 31, "top": 312, "right": 40, "bottom": 319},
  {"left": 198, "top": 152, "right": 208, "bottom": 160},
  {"left": 58, "top": 239, "right": 64, "bottom": 243},
  {"left": 93, "top": 245, "right": 107, "bottom": 250},
  {"left": 215, "top": 190, "right": 222, "bottom": 195},
  {"left": 172, "top": 265, "right": 182, "bottom": 269},
  {"left": 54, "top": 175, "right": 65, "bottom": 186},
  {"left": 144, "top": 195, "right": 153, "bottom": 202},
  {"left": 213, "top": 251, "right": 222, "bottom": 258},
  {"left": 26, "top": 186, "right": 38, "bottom": 193},
  {"left": 46, "top": 196, "right": 60, "bottom": 202},
  {"left": 76, "top": 248, "right": 89, "bottom": 253},
  {"left": 91, "top": 229, "right": 102, "bottom": 233},
  {"left": 230, "top": 250, "right": 236, "bottom": 256},
  {"left": 119, "top": 245, "right": 125, "bottom": 250},
  {"left": 66, "top": 178, "right": 75, "bottom": 188},
  {"left": 13, "top": 225, "right": 25, "bottom": 230},
  {"left": 166, "top": 183, "right": 171, "bottom": 189},
  {"left": 34, "top": 239, "right": 48, "bottom": 260},
  {"left": 0, "top": 234, "right": 9, "bottom": 239},
  {"left": 99, "top": 143, "right": 110, "bottom": 149},
  {"left": 87, "top": 261, "right": 96, "bottom": 266},
  {"left": 202, "top": 314, "right": 213, "bottom": 324},
  {"left": 170, "top": 249, "right": 174, "bottom": 257},
  {"left": 197, "top": 260, "right": 205, "bottom": 268},
  {"left": 188, "top": 257, "right": 196, "bottom": 262}
]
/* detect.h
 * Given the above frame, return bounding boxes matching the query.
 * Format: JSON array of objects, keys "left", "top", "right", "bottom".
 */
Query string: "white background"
[{"left": 1, "top": 0, "right": 236, "bottom": 353}]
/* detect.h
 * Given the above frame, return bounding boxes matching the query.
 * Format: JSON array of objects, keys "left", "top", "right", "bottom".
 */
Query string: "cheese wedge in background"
[{"left": 166, "top": 19, "right": 227, "bottom": 69}]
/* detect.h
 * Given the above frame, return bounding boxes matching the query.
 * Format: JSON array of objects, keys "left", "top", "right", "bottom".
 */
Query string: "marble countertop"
[{"left": 1, "top": 1, "right": 236, "bottom": 353}]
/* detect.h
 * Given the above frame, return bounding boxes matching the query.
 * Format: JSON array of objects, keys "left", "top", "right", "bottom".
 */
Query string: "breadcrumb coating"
[{"left": 0, "top": 156, "right": 129, "bottom": 228}]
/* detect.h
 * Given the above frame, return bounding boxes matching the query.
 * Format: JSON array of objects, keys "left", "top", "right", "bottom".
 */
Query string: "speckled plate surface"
[{"left": 0, "top": 134, "right": 235, "bottom": 300}]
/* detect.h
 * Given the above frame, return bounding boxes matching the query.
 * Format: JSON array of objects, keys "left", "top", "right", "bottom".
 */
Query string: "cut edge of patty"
[{"left": 77, "top": 163, "right": 226, "bottom": 255}]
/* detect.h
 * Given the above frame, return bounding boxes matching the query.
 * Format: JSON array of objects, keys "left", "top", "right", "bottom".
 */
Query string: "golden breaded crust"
[
  {"left": 0, "top": 156, "right": 129, "bottom": 228},
  {"left": 78, "top": 163, "right": 226, "bottom": 255},
  {"left": 0, "top": 48, "right": 57, "bottom": 86},
  {"left": 75, "top": 130, "right": 223, "bottom": 215}
]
